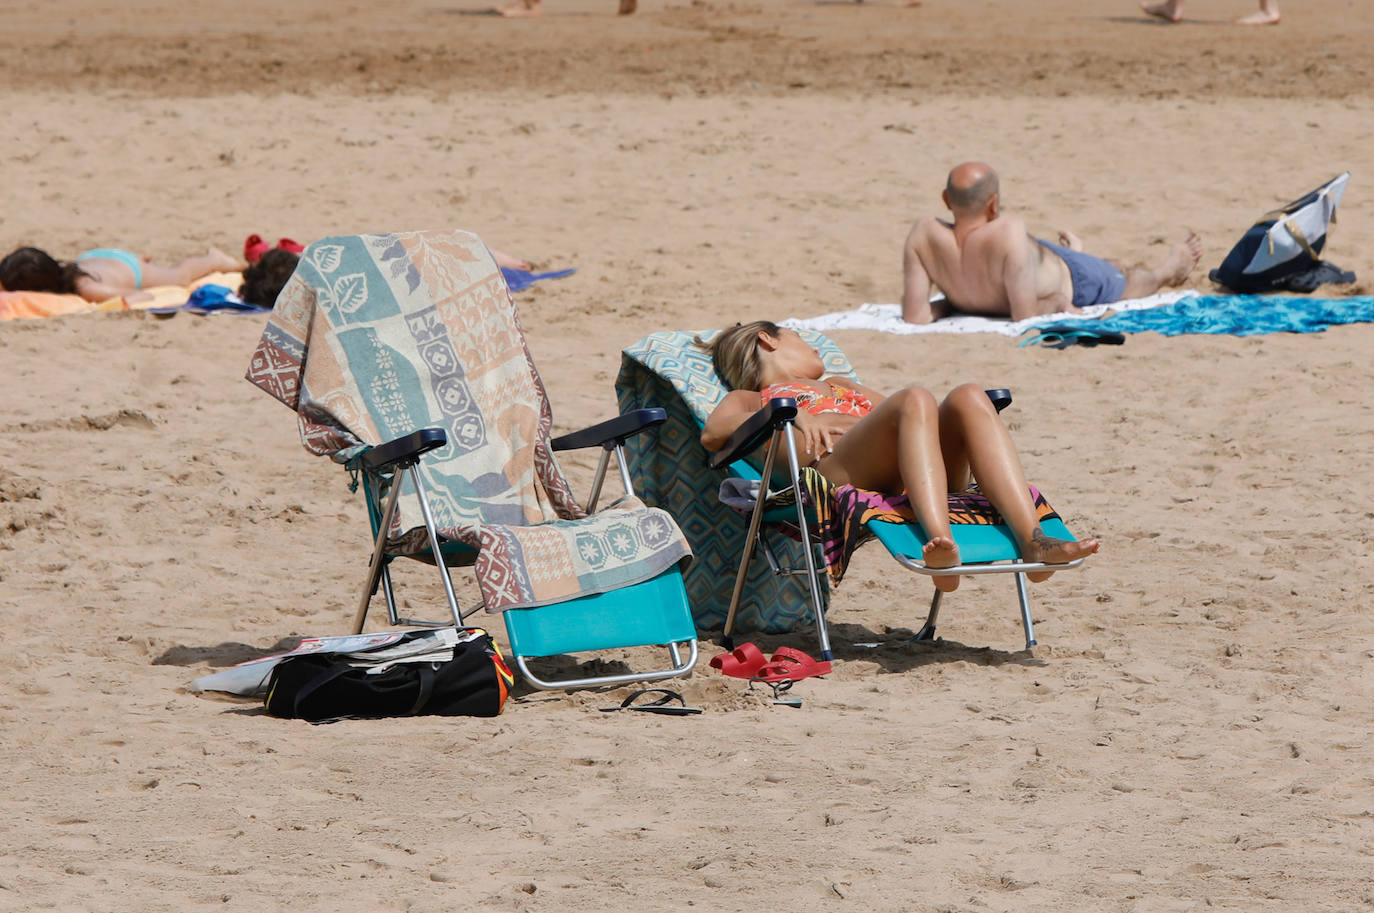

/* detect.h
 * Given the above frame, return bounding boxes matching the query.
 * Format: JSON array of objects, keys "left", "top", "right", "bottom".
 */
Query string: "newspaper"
[{"left": 188, "top": 627, "right": 484, "bottom": 697}]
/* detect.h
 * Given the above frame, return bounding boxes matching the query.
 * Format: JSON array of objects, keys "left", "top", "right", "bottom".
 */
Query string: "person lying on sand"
[
  {"left": 1140, "top": 0, "right": 1280, "bottom": 25},
  {"left": 698, "top": 320, "right": 1100, "bottom": 592},
  {"left": 900, "top": 161, "right": 1202, "bottom": 324},
  {"left": 237, "top": 246, "right": 536, "bottom": 308},
  {"left": 0, "top": 245, "right": 239, "bottom": 305}
]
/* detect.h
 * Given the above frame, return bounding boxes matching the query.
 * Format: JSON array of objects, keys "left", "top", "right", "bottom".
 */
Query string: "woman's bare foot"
[
  {"left": 1237, "top": 7, "right": 1279, "bottom": 24},
  {"left": 208, "top": 247, "right": 240, "bottom": 272},
  {"left": 491, "top": 248, "right": 532, "bottom": 271},
  {"left": 1022, "top": 529, "right": 1099, "bottom": 582},
  {"left": 1141, "top": 0, "right": 1182, "bottom": 21},
  {"left": 618, "top": 0, "right": 637, "bottom": 13},
  {"left": 495, "top": 0, "right": 541, "bottom": 16},
  {"left": 923, "top": 536, "right": 961, "bottom": 593},
  {"left": 1160, "top": 231, "right": 1202, "bottom": 285}
]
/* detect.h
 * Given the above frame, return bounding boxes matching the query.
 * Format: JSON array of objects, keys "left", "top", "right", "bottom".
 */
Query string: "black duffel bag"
[{"left": 264, "top": 630, "right": 511, "bottom": 722}]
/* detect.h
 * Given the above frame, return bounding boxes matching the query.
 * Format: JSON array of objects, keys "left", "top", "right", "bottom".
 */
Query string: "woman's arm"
[
  {"left": 74, "top": 276, "right": 136, "bottom": 304},
  {"left": 827, "top": 376, "right": 887, "bottom": 406},
  {"left": 700, "top": 389, "right": 763, "bottom": 452}
]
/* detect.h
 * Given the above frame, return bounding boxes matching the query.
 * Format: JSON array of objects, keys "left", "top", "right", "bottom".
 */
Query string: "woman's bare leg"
[
  {"left": 141, "top": 248, "right": 239, "bottom": 287},
  {"left": 821, "top": 387, "right": 961, "bottom": 591},
  {"left": 936, "top": 384, "right": 1099, "bottom": 579}
]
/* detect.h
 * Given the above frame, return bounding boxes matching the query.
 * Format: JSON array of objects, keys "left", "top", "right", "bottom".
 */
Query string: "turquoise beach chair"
[
  {"left": 246, "top": 230, "right": 698, "bottom": 690},
  {"left": 616, "top": 329, "right": 1089, "bottom": 660}
]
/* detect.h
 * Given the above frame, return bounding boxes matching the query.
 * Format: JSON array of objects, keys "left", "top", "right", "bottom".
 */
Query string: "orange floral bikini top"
[{"left": 760, "top": 380, "right": 874, "bottom": 419}]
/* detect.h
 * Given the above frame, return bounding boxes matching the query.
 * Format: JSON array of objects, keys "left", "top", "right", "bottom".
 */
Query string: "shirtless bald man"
[{"left": 901, "top": 162, "right": 1201, "bottom": 325}]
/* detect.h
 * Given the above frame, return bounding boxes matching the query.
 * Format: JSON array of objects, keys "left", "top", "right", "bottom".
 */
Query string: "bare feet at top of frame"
[
  {"left": 495, "top": 0, "right": 541, "bottom": 16},
  {"left": 494, "top": 0, "right": 639, "bottom": 14},
  {"left": 1140, "top": 0, "right": 1280, "bottom": 25}
]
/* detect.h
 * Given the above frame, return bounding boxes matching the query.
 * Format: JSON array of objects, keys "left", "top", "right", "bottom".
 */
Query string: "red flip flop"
[
  {"left": 752, "top": 646, "right": 831, "bottom": 683},
  {"left": 276, "top": 237, "right": 305, "bottom": 255},
  {"left": 709, "top": 642, "right": 767, "bottom": 679},
  {"left": 243, "top": 234, "right": 271, "bottom": 264}
]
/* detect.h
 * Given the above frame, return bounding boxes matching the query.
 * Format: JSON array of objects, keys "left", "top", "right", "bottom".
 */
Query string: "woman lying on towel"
[
  {"left": 699, "top": 320, "right": 1099, "bottom": 591},
  {"left": 0, "top": 245, "right": 239, "bottom": 304}
]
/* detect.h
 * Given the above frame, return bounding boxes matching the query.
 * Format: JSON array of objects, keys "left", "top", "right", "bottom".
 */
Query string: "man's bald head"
[{"left": 944, "top": 162, "right": 999, "bottom": 216}]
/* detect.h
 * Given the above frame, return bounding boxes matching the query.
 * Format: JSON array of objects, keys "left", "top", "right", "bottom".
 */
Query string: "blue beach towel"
[
  {"left": 501, "top": 267, "right": 576, "bottom": 292},
  {"left": 1023, "top": 295, "right": 1374, "bottom": 340},
  {"left": 148, "top": 284, "right": 272, "bottom": 316}
]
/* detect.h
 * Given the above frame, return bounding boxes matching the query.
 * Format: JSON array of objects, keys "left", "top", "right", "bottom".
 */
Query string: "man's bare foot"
[
  {"left": 495, "top": 0, "right": 541, "bottom": 16},
  {"left": 1159, "top": 231, "right": 1202, "bottom": 286},
  {"left": 1057, "top": 229, "right": 1084, "bottom": 252},
  {"left": 923, "top": 536, "right": 960, "bottom": 593},
  {"left": 1237, "top": 8, "right": 1279, "bottom": 24},
  {"left": 208, "top": 247, "right": 240, "bottom": 272},
  {"left": 618, "top": 0, "right": 636, "bottom": 14},
  {"left": 1140, "top": 0, "right": 1182, "bottom": 21}
]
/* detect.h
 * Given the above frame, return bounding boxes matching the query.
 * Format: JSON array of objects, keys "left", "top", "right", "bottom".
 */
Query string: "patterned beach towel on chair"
[{"left": 245, "top": 230, "right": 688, "bottom": 613}]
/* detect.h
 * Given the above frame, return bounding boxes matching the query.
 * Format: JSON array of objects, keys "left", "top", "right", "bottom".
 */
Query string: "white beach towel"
[{"left": 782, "top": 290, "right": 1197, "bottom": 338}]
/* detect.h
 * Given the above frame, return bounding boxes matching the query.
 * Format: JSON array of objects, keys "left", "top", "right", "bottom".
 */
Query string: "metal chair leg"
[
  {"left": 1015, "top": 572, "right": 1037, "bottom": 649},
  {"left": 722, "top": 433, "right": 784, "bottom": 646},
  {"left": 355, "top": 461, "right": 467, "bottom": 634},
  {"left": 354, "top": 470, "right": 407, "bottom": 634},
  {"left": 406, "top": 463, "right": 464, "bottom": 630},
  {"left": 781, "top": 426, "right": 833, "bottom": 662},
  {"left": 913, "top": 588, "right": 942, "bottom": 642}
]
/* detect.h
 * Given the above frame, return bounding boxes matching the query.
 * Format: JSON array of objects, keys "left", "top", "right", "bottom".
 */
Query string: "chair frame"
[
  {"left": 351, "top": 409, "right": 698, "bottom": 690},
  {"left": 708, "top": 392, "right": 1087, "bottom": 660}
]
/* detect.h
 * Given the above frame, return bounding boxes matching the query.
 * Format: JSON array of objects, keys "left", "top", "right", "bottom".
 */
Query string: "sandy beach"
[{"left": 3, "top": 1, "right": 1373, "bottom": 910}]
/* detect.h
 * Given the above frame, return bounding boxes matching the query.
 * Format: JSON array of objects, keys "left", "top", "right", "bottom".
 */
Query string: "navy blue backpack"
[{"left": 1210, "top": 172, "right": 1354, "bottom": 293}]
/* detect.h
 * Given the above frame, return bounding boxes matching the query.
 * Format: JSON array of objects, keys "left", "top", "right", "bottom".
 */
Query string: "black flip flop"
[
  {"left": 1020, "top": 325, "right": 1126, "bottom": 349},
  {"left": 598, "top": 688, "right": 703, "bottom": 716}
]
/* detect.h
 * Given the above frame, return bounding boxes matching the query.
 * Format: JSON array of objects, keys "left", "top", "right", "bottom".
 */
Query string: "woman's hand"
[{"left": 793, "top": 411, "right": 851, "bottom": 465}]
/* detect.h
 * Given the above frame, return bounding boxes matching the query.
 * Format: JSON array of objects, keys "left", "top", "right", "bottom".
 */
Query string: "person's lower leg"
[
  {"left": 946, "top": 394, "right": 1044, "bottom": 551},
  {"left": 893, "top": 396, "right": 961, "bottom": 590},
  {"left": 162, "top": 249, "right": 238, "bottom": 286}
]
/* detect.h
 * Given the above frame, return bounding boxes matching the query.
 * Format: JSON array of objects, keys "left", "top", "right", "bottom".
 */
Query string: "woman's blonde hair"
[{"left": 695, "top": 320, "right": 780, "bottom": 392}]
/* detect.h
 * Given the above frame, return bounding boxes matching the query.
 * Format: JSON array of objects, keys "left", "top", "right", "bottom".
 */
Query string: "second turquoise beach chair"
[{"left": 616, "top": 329, "right": 1090, "bottom": 660}]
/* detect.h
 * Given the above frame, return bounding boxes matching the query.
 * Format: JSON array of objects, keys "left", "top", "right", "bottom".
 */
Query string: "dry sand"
[{"left": 3, "top": 0, "right": 1373, "bottom": 910}]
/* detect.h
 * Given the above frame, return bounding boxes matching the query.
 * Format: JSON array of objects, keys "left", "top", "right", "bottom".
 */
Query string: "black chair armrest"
[
  {"left": 986, "top": 388, "right": 1013, "bottom": 412},
  {"left": 360, "top": 428, "right": 447, "bottom": 472},
  {"left": 707, "top": 398, "right": 799, "bottom": 471},
  {"left": 550, "top": 408, "right": 667, "bottom": 452}
]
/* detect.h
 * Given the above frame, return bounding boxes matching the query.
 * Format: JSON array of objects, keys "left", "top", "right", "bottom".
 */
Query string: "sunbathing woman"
[
  {"left": 0, "top": 245, "right": 239, "bottom": 304},
  {"left": 699, "top": 321, "right": 1099, "bottom": 591}
]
